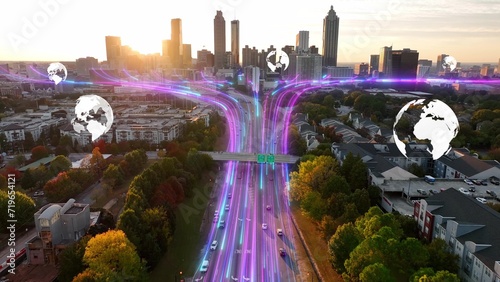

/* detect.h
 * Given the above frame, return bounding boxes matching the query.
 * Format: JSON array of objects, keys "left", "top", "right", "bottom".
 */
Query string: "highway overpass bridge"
[{"left": 199, "top": 151, "right": 300, "bottom": 164}]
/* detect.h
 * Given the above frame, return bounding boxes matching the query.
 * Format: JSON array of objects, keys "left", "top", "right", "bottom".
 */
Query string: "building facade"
[
  {"left": 391, "top": 48, "right": 419, "bottom": 78},
  {"left": 378, "top": 46, "right": 392, "bottom": 77},
  {"left": 214, "top": 11, "right": 226, "bottom": 70},
  {"left": 296, "top": 30, "right": 309, "bottom": 53},
  {"left": 231, "top": 20, "right": 240, "bottom": 67}
]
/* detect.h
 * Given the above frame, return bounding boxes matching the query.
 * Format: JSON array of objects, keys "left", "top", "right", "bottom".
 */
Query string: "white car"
[
  {"left": 225, "top": 204, "right": 229, "bottom": 211},
  {"left": 476, "top": 197, "right": 487, "bottom": 204},
  {"left": 464, "top": 179, "right": 474, "bottom": 185},
  {"left": 459, "top": 187, "right": 471, "bottom": 195},
  {"left": 210, "top": 240, "right": 218, "bottom": 250},
  {"left": 277, "top": 229, "right": 283, "bottom": 236},
  {"left": 262, "top": 223, "right": 268, "bottom": 230},
  {"left": 200, "top": 260, "right": 209, "bottom": 272}
]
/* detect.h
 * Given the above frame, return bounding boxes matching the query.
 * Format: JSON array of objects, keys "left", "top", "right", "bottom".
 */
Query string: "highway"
[{"left": 191, "top": 88, "right": 302, "bottom": 281}]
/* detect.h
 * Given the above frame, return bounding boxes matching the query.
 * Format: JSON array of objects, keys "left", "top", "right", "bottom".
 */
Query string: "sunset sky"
[{"left": 1, "top": 0, "right": 499, "bottom": 63}]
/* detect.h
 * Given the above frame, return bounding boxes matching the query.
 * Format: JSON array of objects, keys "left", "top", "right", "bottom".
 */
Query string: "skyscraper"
[
  {"left": 296, "top": 31, "right": 309, "bottom": 53},
  {"left": 391, "top": 48, "right": 419, "bottom": 78},
  {"left": 214, "top": 11, "right": 226, "bottom": 70},
  {"left": 170, "top": 18, "right": 183, "bottom": 68},
  {"left": 322, "top": 6, "right": 340, "bottom": 67},
  {"left": 105, "top": 36, "right": 121, "bottom": 69},
  {"left": 378, "top": 46, "right": 392, "bottom": 77},
  {"left": 436, "top": 54, "right": 448, "bottom": 74},
  {"left": 183, "top": 44, "right": 192, "bottom": 68},
  {"left": 231, "top": 20, "right": 240, "bottom": 68},
  {"left": 370, "top": 54, "right": 379, "bottom": 75}
]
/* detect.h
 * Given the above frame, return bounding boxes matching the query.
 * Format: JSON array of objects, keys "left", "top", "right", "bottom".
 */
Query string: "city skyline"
[{"left": 1, "top": 0, "right": 500, "bottom": 63}]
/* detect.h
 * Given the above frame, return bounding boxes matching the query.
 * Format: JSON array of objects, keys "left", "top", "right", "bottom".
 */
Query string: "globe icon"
[
  {"left": 71, "top": 95, "right": 114, "bottom": 141},
  {"left": 266, "top": 50, "right": 289, "bottom": 72},
  {"left": 47, "top": 62, "right": 68, "bottom": 85},
  {"left": 442, "top": 56, "right": 457, "bottom": 72},
  {"left": 393, "top": 99, "right": 459, "bottom": 160}
]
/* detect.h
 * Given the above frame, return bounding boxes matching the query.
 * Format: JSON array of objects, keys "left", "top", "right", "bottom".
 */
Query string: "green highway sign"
[
  {"left": 267, "top": 154, "right": 275, "bottom": 163},
  {"left": 257, "top": 154, "right": 266, "bottom": 163}
]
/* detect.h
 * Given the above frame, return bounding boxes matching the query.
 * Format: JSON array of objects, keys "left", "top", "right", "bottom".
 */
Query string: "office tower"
[
  {"left": 354, "top": 63, "right": 369, "bottom": 76},
  {"left": 436, "top": 54, "right": 448, "bottom": 73},
  {"left": 214, "top": 11, "right": 226, "bottom": 70},
  {"left": 309, "top": 45, "right": 319, "bottom": 54},
  {"left": 370, "top": 54, "right": 379, "bottom": 74},
  {"left": 170, "top": 18, "right": 183, "bottom": 68},
  {"left": 322, "top": 5, "right": 340, "bottom": 67},
  {"left": 282, "top": 45, "right": 295, "bottom": 55},
  {"left": 391, "top": 48, "right": 419, "bottom": 78},
  {"left": 183, "top": 44, "right": 192, "bottom": 67},
  {"left": 76, "top": 57, "right": 99, "bottom": 76},
  {"left": 197, "top": 49, "right": 214, "bottom": 69},
  {"left": 418, "top": 59, "right": 432, "bottom": 67},
  {"left": 231, "top": 20, "right": 239, "bottom": 67},
  {"left": 480, "top": 64, "right": 493, "bottom": 77},
  {"left": 296, "top": 54, "right": 323, "bottom": 80},
  {"left": 105, "top": 36, "right": 122, "bottom": 69},
  {"left": 417, "top": 65, "right": 431, "bottom": 78},
  {"left": 378, "top": 46, "right": 392, "bottom": 77},
  {"left": 242, "top": 45, "right": 259, "bottom": 67},
  {"left": 296, "top": 31, "right": 309, "bottom": 53}
]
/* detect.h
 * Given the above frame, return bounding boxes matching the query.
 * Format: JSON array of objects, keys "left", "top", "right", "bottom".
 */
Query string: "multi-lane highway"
[{"left": 191, "top": 89, "right": 301, "bottom": 281}]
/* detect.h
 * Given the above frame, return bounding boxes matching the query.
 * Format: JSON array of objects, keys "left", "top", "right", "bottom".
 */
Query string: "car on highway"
[
  {"left": 464, "top": 179, "right": 474, "bottom": 185},
  {"left": 214, "top": 210, "right": 219, "bottom": 217},
  {"left": 266, "top": 205, "right": 271, "bottom": 210},
  {"left": 277, "top": 229, "right": 283, "bottom": 236},
  {"left": 262, "top": 223, "right": 268, "bottom": 230},
  {"left": 200, "top": 260, "right": 209, "bottom": 272},
  {"left": 228, "top": 193, "right": 232, "bottom": 199},
  {"left": 459, "top": 187, "right": 471, "bottom": 195},
  {"left": 476, "top": 197, "right": 487, "bottom": 204},
  {"left": 210, "top": 240, "right": 218, "bottom": 250},
  {"left": 225, "top": 204, "right": 229, "bottom": 211},
  {"left": 468, "top": 186, "right": 476, "bottom": 192},
  {"left": 219, "top": 220, "right": 225, "bottom": 229},
  {"left": 213, "top": 216, "right": 218, "bottom": 223},
  {"left": 279, "top": 248, "right": 286, "bottom": 256}
]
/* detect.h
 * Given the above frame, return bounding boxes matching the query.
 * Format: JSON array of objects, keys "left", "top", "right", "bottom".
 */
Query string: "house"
[
  {"left": 26, "top": 199, "right": 92, "bottom": 265},
  {"left": 1, "top": 123, "right": 25, "bottom": 142},
  {"left": 414, "top": 189, "right": 500, "bottom": 282},
  {"left": 298, "top": 124, "right": 317, "bottom": 139},
  {"left": 306, "top": 135, "right": 320, "bottom": 151},
  {"left": 434, "top": 148, "right": 500, "bottom": 179}
]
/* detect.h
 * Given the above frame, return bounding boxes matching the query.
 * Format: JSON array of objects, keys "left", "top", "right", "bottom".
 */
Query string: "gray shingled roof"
[
  {"left": 425, "top": 188, "right": 500, "bottom": 270},
  {"left": 436, "top": 153, "right": 493, "bottom": 177}
]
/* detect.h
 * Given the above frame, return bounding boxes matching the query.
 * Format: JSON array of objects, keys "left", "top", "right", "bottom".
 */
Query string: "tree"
[
  {"left": 426, "top": 239, "right": 459, "bottom": 273},
  {"left": 116, "top": 209, "right": 143, "bottom": 249},
  {"left": 328, "top": 222, "right": 363, "bottom": 273},
  {"left": 408, "top": 163, "right": 425, "bottom": 177},
  {"left": 102, "top": 164, "right": 124, "bottom": 189},
  {"left": 49, "top": 155, "right": 72, "bottom": 176},
  {"left": 31, "top": 145, "right": 49, "bottom": 161},
  {"left": 139, "top": 207, "right": 173, "bottom": 267},
  {"left": 288, "top": 125, "right": 307, "bottom": 156},
  {"left": 290, "top": 155, "right": 340, "bottom": 202},
  {"left": 58, "top": 236, "right": 91, "bottom": 282},
  {"left": 80, "top": 230, "right": 148, "bottom": 281},
  {"left": 359, "top": 263, "right": 395, "bottom": 282},
  {"left": 82, "top": 147, "right": 107, "bottom": 179},
  {"left": 300, "top": 191, "right": 327, "bottom": 221},
  {"left": 23, "top": 132, "right": 36, "bottom": 150},
  {"left": 0, "top": 191, "right": 36, "bottom": 229},
  {"left": 44, "top": 172, "right": 81, "bottom": 202}
]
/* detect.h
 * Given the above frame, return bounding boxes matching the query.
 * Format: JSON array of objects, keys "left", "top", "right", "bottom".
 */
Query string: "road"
[{"left": 191, "top": 89, "right": 301, "bottom": 281}]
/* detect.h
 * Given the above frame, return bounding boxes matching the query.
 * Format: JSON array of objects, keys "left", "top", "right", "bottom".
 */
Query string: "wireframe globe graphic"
[
  {"left": 266, "top": 50, "right": 289, "bottom": 72},
  {"left": 71, "top": 95, "right": 114, "bottom": 141},
  {"left": 47, "top": 62, "right": 67, "bottom": 85},
  {"left": 393, "top": 99, "right": 459, "bottom": 160},
  {"left": 442, "top": 56, "right": 457, "bottom": 72}
]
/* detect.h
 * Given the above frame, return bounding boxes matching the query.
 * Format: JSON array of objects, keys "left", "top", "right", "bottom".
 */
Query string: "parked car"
[
  {"left": 459, "top": 187, "right": 471, "bottom": 195},
  {"left": 429, "top": 189, "right": 439, "bottom": 195},
  {"left": 472, "top": 179, "right": 482, "bottom": 185},
  {"left": 476, "top": 197, "right": 487, "bottom": 204},
  {"left": 464, "top": 179, "right": 474, "bottom": 185},
  {"left": 480, "top": 180, "right": 488, "bottom": 186},
  {"left": 279, "top": 248, "right": 286, "bottom": 256},
  {"left": 417, "top": 189, "right": 427, "bottom": 195},
  {"left": 490, "top": 177, "right": 500, "bottom": 185},
  {"left": 468, "top": 186, "right": 476, "bottom": 192},
  {"left": 486, "top": 190, "right": 497, "bottom": 197}
]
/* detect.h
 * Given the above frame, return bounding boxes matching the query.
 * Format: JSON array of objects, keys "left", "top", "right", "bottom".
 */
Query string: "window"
[{"left": 424, "top": 226, "right": 429, "bottom": 234}]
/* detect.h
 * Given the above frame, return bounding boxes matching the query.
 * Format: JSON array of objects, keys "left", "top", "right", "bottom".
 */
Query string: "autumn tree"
[
  {"left": 58, "top": 235, "right": 91, "bottom": 282},
  {"left": 44, "top": 172, "right": 81, "bottom": 202},
  {"left": 79, "top": 230, "right": 147, "bottom": 281},
  {"left": 0, "top": 191, "right": 36, "bottom": 229},
  {"left": 102, "top": 164, "right": 124, "bottom": 189},
  {"left": 31, "top": 145, "right": 49, "bottom": 161},
  {"left": 49, "top": 155, "right": 72, "bottom": 176},
  {"left": 289, "top": 155, "right": 340, "bottom": 201}
]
